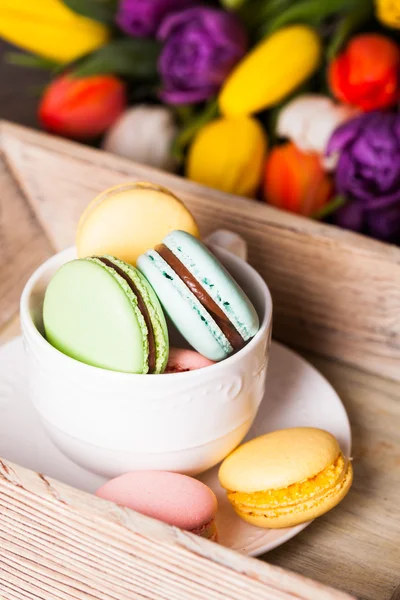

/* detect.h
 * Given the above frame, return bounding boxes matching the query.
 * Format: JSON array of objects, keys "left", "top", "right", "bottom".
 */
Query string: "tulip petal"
[
  {"left": 367, "top": 203, "right": 400, "bottom": 242},
  {"left": 39, "top": 74, "right": 126, "bottom": 140},
  {"left": 0, "top": 0, "right": 109, "bottom": 63},
  {"left": 160, "top": 87, "right": 218, "bottom": 105},
  {"left": 278, "top": 93, "right": 359, "bottom": 156},
  {"left": 264, "top": 142, "right": 332, "bottom": 216},
  {"left": 220, "top": 25, "right": 321, "bottom": 116},
  {"left": 158, "top": 7, "right": 247, "bottom": 105},
  {"left": 328, "top": 34, "right": 400, "bottom": 111},
  {"left": 330, "top": 111, "right": 400, "bottom": 223},
  {"left": 335, "top": 201, "right": 366, "bottom": 232},
  {"left": 187, "top": 116, "right": 267, "bottom": 197},
  {"left": 116, "top": 0, "right": 191, "bottom": 37},
  {"left": 326, "top": 113, "right": 367, "bottom": 156}
]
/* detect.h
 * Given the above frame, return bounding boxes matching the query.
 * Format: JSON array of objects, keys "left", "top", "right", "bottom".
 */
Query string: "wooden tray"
[
  {"left": 0, "top": 120, "right": 399, "bottom": 600},
  {"left": 1, "top": 121, "right": 400, "bottom": 383}
]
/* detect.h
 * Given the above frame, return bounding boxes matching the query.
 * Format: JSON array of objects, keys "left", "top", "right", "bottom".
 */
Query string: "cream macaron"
[
  {"left": 77, "top": 182, "right": 199, "bottom": 265},
  {"left": 218, "top": 427, "right": 353, "bottom": 529}
]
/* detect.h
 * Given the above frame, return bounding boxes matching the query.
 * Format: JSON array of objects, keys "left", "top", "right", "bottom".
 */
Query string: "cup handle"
[{"left": 205, "top": 229, "right": 248, "bottom": 262}]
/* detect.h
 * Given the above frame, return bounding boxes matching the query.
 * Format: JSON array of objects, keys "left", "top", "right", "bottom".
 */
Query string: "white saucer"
[{"left": 0, "top": 337, "right": 351, "bottom": 557}]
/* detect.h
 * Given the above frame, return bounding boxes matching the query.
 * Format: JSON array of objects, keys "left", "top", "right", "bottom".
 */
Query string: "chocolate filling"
[
  {"left": 96, "top": 257, "right": 156, "bottom": 373},
  {"left": 156, "top": 244, "right": 245, "bottom": 351}
]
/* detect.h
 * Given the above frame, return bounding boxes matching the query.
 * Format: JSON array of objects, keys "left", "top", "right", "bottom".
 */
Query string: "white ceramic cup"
[{"left": 20, "top": 233, "right": 272, "bottom": 478}]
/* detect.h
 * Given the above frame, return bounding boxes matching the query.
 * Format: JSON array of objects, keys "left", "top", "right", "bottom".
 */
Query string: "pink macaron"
[
  {"left": 165, "top": 348, "right": 215, "bottom": 374},
  {"left": 96, "top": 471, "right": 218, "bottom": 540}
]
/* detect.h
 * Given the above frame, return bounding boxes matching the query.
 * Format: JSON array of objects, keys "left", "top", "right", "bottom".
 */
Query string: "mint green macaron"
[
  {"left": 43, "top": 255, "right": 169, "bottom": 374},
  {"left": 137, "top": 231, "right": 259, "bottom": 361}
]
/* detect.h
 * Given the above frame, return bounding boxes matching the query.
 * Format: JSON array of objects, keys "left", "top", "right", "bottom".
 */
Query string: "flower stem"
[
  {"left": 327, "top": 0, "right": 374, "bottom": 59},
  {"left": 172, "top": 99, "right": 219, "bottom": 163},
  {"left": 313, "top": 195, "right": 347, "bottom": 220},
  {"left": 5, "top": 52, "right": 60, "bottom": 71}
]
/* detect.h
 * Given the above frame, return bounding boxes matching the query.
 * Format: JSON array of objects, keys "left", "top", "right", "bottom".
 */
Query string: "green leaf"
[
  {"left": 62, "top": 0, "right": 118, "bottom": 24},
  {"left": 5, "top": 52, "right": 60, "bottom": 71},
  {"left": 313, "top": 195, "right": 347, "bottom": 220},
  {"left": 265, "top": 0, "right": 359, "bottom": 34},
  {"left": 327, "top": 1, "right": 374, "bottom": 59},
  {"left": 172, "top": 99, "right": 219, "bottom": 163},
  {"left": 220, "top": 0, "right": 248, "bottom": 8},
  {"left": 73, "top": 39, "right": 161, "bottom": 79},
  {"left": 239, "top": 0, "right": 293, "bottom": 31},
  {"left": 127, "top": 83, "right": 160, "bottom": 103},
  {"left": 28, "top": 84, "right": 51, "bottom": 97},
  {"left": 174, "top": 105, "right": 197, "bottom": 125}
]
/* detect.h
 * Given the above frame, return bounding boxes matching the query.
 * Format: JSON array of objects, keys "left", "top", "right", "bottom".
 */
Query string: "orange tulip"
[
  {"left": 328, "top": 34, "right": 400, "bottom": 111},
  {"left": 39, "top": 74, "right": 127, "bottom": 140},
  {"left": 263, "top": 143, "right": 333, "bottom": 216}
]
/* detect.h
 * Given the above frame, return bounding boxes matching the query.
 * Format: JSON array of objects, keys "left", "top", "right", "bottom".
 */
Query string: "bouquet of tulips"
[{"left": 1, "top": 0, "right": 400, "bottom": 243}]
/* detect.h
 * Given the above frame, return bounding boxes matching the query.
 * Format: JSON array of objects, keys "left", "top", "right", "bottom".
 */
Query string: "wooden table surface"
[{"left": 0, "top": 49, "right": 399, "bottom": 600}]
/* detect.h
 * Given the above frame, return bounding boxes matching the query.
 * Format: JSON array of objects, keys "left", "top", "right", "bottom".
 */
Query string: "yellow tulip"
[
  {"left": 0, "top": 0, "right": 109, "bottom": 63},
  {"left": 186, "top": 117, "right": 267, "bottom": 198},
  {"left": 219, "top": 25, "right": 321, "bottom": 117},
  {"left": 375, "top": 0, "right": 400, "bottom": 27}
]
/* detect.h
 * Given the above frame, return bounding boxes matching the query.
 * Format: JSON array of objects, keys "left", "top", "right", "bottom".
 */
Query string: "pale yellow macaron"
[
  {"left": 218, "top": 427, "right": 353, "bottom": 529},
  {"left": 77, "top": 182, "right": 199, "bottom": 265}
]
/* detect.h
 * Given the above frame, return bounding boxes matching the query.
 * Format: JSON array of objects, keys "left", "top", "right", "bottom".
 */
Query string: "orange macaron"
[{"left": 218, "top": 427, "right": 353, "bottom": 529}]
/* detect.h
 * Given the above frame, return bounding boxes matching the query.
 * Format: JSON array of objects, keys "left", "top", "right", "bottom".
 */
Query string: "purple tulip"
[
  {"left": 116, "top": 0, "right": 191, "bottom": 37},
  {"left": 335, "top": 201, "right": 365, "bottom": 233},
  {"left": 327, "top": 112, "right": 400, "bottom": 243},
  {"left": 157, "top": 7, "right": 247, "bottom": 104}
]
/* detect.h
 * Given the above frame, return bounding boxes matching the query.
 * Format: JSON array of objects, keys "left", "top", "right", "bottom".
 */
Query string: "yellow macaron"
[
  {"left": 77, "top": 182, "right": 199, "bottom": 265},
  {"left": 218, "top": 427, "right": 353, "bottom": 529}
]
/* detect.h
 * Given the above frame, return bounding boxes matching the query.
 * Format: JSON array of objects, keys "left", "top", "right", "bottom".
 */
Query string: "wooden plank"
[
  {"left": 1, "top": 120, "right": 400, "bottom": 382},
  {"left": 0, "top": 315, "right": 20, "bottom": 345},
  {"left": 0, "top": 152, "right": 53, "bottom": 333},
  {"left": 0, "top": 458, "right": 355, "bottom": 600}
]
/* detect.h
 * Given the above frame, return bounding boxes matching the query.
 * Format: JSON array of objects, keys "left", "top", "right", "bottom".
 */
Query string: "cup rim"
[{"left": 21, "top": 246, "right": 272, "bottom": 380}]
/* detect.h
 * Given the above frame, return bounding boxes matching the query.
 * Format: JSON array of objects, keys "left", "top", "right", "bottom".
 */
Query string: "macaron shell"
[
  {"left": 96, "top": 471, "right": 218, "bottom": 531},
  {"left": 164, "top": 230, "right": 259, "bottom": 341},
  {"left": 165, "top": 348, "right": 215, "bottom": 373},
  {"left": 77, "top": 183, "right": 199, "bottom": 265},
  {"left": 191, "top": 519, "right": 218, "bottom": 541},
  {"left": 43, "top": 259, "right": 147, "bottom": 373},
  {"left": 106, "top": 256, "right": 169, "bottom": 373},
  {"left": 232, "top": 460, "right": 353, "bottom": 529},
  {"left": 137, "top": 252, "right": 231, "bottom": 361},
  {"left": 218, "top": 428, "right": 341, "bottom": 493}
]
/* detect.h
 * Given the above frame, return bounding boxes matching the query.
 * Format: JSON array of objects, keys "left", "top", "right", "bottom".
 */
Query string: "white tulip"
[
  {"left": 277, "top": 95, "right": 359, "bottom": 169},
  {"left": 103, "top": 105, "right": 178, "bottom": 172}
]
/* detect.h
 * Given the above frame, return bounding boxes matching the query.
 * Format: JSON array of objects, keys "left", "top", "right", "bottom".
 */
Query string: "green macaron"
[{"left": 43, "top": 255, "right": 169, "bottom": 374}]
